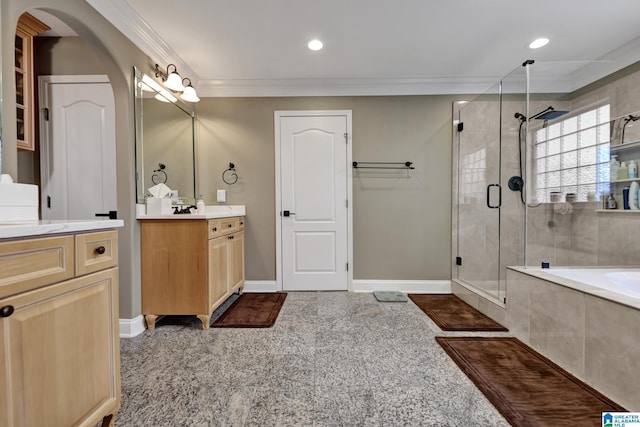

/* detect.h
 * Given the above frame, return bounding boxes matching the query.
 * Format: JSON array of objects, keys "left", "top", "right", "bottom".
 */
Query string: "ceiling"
[{"left": 46, "top": 1, "right": 640, "bottom": 96}]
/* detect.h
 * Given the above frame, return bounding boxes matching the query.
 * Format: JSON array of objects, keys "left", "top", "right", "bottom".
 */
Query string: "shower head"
[{"left": 530, "top": 106, "right": 570, "bottom": 121}]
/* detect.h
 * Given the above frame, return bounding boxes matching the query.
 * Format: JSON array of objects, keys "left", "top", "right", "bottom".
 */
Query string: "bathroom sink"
[{"left": 0, "top": 182, "right": 39, "bottom": 223}]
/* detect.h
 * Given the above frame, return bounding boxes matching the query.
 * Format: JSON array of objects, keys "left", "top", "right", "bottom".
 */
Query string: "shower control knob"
[{"left": 0, "top": 305, "right": 14, "bottom": 318}]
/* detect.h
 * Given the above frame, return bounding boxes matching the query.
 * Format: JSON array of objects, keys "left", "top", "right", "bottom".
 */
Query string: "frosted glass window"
[
  {"left": 562, "top": 134, "right": 577, "bottom": 152},
  {"left": 579, "top": 147, "right": 596, "bottom": 166},
  {"left": 579, "top": 165, "right": 597, "bottom": 185},
  {"left": 562, "top": 168, "right": 578, "bottom": 186},
  {"left": 561, "top": 151, "right": 577, "bottom": 169},
  {"left": 534, "top": 104, "right": 610, "bottom": 202},
  {"left": 548, "top": 171, "right": 560, "bottom": 187},
  {"left": 563, "top": 117, "right": 578, "bottom": 134},
  {"left": 579, "top": 128, "right": 597, "bottom": 148},
  {"left": 548, "top": 154, "right": 561, "bottom": 171},
  {"left": 536, "top": 142, "right": 547, "bottom": 158},
  {"left": 548, "top": 123, "right": 561, "bottom": 140},
  {"left": 579, "top": 110, "right": 597, "bottom": 129}
]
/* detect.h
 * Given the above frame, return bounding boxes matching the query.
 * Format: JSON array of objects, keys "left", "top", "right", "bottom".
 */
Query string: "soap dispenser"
[{"left": 196, "top": 196, "right": 205, "bottom": 214}]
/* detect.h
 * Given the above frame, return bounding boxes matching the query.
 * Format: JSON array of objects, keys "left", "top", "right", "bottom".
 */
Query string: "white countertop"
[
  {"left": 0, "top": 219, "right": 124, "bottom": 240},
  {"left": 137, "top": 204, "right": 246, "bottom": 220}
]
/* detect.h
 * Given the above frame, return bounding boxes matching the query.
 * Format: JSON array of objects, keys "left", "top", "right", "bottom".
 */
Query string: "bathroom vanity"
[
  {"left": 138, "top": 205, "right": 245, "bottom": 329},
  {"left": 0, "top": 219, "right": 123, "bottom": 427}
]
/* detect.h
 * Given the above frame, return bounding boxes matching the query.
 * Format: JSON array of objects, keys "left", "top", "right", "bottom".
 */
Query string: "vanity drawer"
[
  {"left": 238, "top": 217, "right": 245, "bottom": 230},
  {"left": 76, "top": 230, "right": 118, "bottom": 276},
  {"left": 208, "top": 217, "right": 239, "bottom": 239},
  {"left": 0, "top": 235, "right": 75, "bottom": 298}
]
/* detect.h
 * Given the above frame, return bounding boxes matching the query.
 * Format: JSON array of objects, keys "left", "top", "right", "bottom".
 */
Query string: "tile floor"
[{"left": 116, "top": 292, "right": 510, "bottom": 426}]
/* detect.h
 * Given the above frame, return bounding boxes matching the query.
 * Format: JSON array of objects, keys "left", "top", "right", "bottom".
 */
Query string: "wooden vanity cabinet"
[
  {"left": 141, "top": 216, "right": 245, "bottom": 329},
  {"left": 0, "top": 230, "right": 120, "bottom": 427}
]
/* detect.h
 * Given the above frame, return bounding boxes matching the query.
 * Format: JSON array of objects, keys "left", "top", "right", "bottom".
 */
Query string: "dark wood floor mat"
[
  {"left": 408, "top": 294, "right": 507, "bottom": 331},
  {"left": 211, "top": 292, "right": 287, "bottom": 328},
  {"left": 436, "top": 336, "right": 626, "bottom": 426}
]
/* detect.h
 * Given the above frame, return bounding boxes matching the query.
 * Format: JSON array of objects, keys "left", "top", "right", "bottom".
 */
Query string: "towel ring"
[
  {"left": 151, "top": 163, "right": 168, "bottom": 184},
  {"left": 222, "top": 163, "right": 238, "bottom": 185}
]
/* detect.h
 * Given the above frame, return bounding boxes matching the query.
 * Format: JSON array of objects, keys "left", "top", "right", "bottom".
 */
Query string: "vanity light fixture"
[
  {"left": 529, "top": 37, "right": 550, "bottom": 49},
  {"left": 154, "top": 63, "right": 200, "bottom": 102},
  {"left": 180, "top": 78, "right": 200, "bottom": 103}
]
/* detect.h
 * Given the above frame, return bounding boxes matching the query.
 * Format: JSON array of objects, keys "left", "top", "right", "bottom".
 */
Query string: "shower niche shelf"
[{"left": 610, "top": 140, "right": 640, "bottom": 153}]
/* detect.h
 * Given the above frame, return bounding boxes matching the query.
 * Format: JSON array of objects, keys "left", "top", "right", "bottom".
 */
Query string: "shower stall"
[{"left": 452, "top": 59, "right": 640, "bottom": 306}]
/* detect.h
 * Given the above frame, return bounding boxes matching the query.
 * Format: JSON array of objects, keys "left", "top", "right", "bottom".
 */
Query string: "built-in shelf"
[
  {"left": 610, "top": 140, "right": 640, "bottom": 153},
  {"left": 609, "top": 177, "right": 640, "bottom": 184}
]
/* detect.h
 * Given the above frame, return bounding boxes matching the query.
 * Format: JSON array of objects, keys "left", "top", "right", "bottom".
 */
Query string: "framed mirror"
[{"left": 133, "top": 67, "right": 196, "bottom": 205}]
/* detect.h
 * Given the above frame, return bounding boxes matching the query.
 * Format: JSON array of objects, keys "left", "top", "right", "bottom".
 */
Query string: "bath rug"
[
  {"left": 436, "top": 337, "right": 626, "bottom": 426},
  {"left": 211, "top": 292, "right": 287, "bottom": 328},
  {"left": 373, "top": 291, "right": 408, "bottom": 302},
  {"left": 408, "top": 294, "right": 507, "bottom": 331}
]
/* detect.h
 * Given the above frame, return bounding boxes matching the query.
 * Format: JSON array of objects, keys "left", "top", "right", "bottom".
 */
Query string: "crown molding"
[
  {"left": 196, "top": 76, "right": 511, "bottom": 98},
  {"left": 85, "top": 0, "right": 198, "bottom": 84}
]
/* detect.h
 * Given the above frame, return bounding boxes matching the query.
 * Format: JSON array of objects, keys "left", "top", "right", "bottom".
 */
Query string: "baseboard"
[
  {"left": 352, "top": 279, "right": 451, "bottom": 293},
  {"left": 119, "top": 315, "right": 146, "bottom": 338},
  {"left": 243, "top": 280, "right": 279, "bottom": 293}
]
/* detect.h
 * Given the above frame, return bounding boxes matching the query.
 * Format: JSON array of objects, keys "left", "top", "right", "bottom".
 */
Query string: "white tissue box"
[
  {"left": 146, "top": 197, "right": 172, "bottom": 215},
  {"left": 0, "top": 183, "right": 39, "bottom": 222}
]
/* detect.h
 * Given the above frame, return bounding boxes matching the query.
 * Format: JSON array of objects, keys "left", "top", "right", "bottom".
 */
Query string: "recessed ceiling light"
[
  {"left": 307, "top": 39, "right": 323, "bottom": 51},
  {"left": 529, "top": 38, "right": 550, "bottom": 49}
]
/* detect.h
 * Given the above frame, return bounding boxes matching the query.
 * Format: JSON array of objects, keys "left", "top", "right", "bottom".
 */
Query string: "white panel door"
[
  {"left": 40, "top": 76, "right": 116, "bottom": 220},
  {"left": 280, "top": 114, "right": 349, "bottom": 291}
]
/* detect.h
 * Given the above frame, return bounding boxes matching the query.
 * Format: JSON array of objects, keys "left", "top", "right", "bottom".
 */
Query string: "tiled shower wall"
[{"left": 527, "top": 66, "right": 640, "bottom": 267}]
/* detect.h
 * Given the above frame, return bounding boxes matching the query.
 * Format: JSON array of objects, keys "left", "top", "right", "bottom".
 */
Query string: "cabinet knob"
[
  {"left": 228, "top": 235, "right": 234, "bottom": 240},
  {"left": 0, "top": 305, "right": 14, "bottom": 318},
  {"left": 240, "top": 221, "right": 244, "bottom": 225},
  {"left": 95, "top": 246, "right": 106, "bottom": 255},
  {"left": 228, "top": 224, "right": 232, "bottom": 228},
  {"left": 212, "top": 227, "right": 217, "bottom": 232}
]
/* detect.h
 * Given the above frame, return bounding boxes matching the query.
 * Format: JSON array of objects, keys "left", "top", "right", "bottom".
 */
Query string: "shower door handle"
[{"left": 486, "top": 184, "right": 502, "bottom": 209}]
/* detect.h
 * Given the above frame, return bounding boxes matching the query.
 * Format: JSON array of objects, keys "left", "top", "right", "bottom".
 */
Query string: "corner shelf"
[{"left": 610, "top": 140, "right": 640, "bottom": 153}]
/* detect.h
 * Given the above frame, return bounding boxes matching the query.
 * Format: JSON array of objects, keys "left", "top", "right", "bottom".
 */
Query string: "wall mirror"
[{"left": 133, "top": 67, "right": 196, "bottom": 205}]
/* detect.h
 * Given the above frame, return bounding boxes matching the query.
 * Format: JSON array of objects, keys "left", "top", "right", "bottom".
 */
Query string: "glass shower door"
[{"left": 456, "top": 85, "right": 503, "bottom": 300}]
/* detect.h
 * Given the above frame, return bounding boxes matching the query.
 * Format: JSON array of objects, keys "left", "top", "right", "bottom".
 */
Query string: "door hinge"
[
  {"left": 346, "top": 199, "right": 348, "bottom": 208},
  {"left": 457, "top": 122, "right": 463, "bottom": 132},
  {"left": 344, "top": 132, "right": 349, "bottom": 143},
  {"left": 44, "top": 107, "right": 49, "bottom": 121},
  {"left": 47, "top": 195, "right": 51, "bottom": 208},
  {"left": 346, "top": 262, "right": 349, "bottom": 271},
  {"left": 456, "top": 256, "right": 462, "bottom": 266}
]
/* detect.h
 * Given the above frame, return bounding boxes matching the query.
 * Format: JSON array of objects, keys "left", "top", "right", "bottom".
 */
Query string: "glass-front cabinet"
[{"left": 14, "top": 13, "right": 49, "bottom": 151}]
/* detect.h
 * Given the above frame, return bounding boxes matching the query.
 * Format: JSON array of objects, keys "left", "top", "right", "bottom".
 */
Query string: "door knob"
[{"left": 282, "top": 210, "right": 296, "bottom": 217}]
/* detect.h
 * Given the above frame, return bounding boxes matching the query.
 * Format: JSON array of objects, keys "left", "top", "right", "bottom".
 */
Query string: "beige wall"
[
  {"left": 196, "top": 96, "right": 454, "bottom": 281},
  {"left": 1, "top": 0, "right": 152, "bottom": 319}
]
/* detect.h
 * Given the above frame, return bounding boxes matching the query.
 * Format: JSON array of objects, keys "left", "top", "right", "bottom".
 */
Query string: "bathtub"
[{"left": 509, "top": 266, "right": 640, "bottom": 309}]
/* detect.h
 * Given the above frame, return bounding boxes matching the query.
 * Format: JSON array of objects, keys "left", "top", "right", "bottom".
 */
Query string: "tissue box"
[
  {"left": 0, "top": 183, "right": 39, "bottom": 222},
  {"left": 146, "top": 197, "right": 172, "bottom": 215}
]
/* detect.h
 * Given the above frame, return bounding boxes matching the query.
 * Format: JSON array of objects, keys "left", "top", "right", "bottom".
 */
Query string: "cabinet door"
[
  {"left": 208, "top": 236, "right": 229, "bottom": 310},
  {"left": 0, "top": 269, "right": 120, "bottom": 427},
  {"left": 228, "top": 231, "right": 245, "bottom": 292}
]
